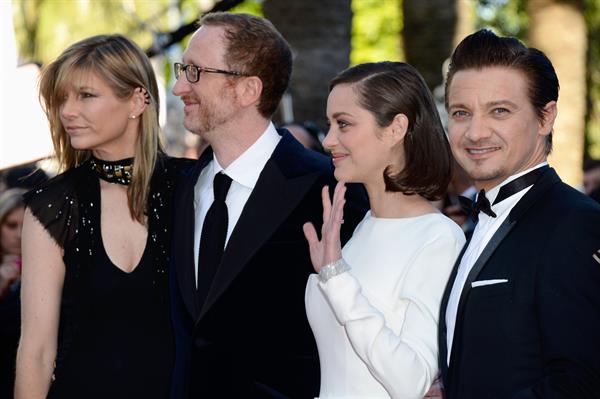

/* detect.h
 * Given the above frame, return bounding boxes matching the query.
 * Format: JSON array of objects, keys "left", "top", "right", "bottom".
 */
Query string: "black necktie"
[
  {"left": 197, "top": 172, "right": 232, "bottom": 309},
  {"left": 459, "top": 166, "right": 548, "bottom": 221}
]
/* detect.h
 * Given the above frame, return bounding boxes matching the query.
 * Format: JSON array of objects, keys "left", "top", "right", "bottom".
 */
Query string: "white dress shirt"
[
  {"left": 445, "top": 162, "right": 548, "bottom": 363},
  {"left": 193, "top": 122, "right": 281, "bottom": 285}
]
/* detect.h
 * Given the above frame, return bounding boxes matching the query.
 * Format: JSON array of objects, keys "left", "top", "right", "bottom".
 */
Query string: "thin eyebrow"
[{"left": 331, "top": 111, "right": 354, "bottom": 119}]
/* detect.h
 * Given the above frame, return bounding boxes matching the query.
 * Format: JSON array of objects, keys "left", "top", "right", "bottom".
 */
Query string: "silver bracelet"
[{"left": 319, "top": 258, "right": 350, "bottom": 283}]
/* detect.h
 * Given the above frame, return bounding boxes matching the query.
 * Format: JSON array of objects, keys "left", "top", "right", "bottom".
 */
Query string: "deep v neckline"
[{"left": 93, "top": 177, "right": 150, "bottom": 274}]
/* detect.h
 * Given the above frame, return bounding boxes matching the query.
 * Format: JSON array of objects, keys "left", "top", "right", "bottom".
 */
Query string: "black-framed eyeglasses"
[{"left": 174, "top": 62, "right": 248, "bottom": 83}]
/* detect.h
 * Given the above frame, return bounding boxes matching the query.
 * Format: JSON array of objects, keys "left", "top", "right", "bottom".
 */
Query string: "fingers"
[
  {"left": 331, "top": 181, "right": 346, "bottom": 226},
  {"left": 321, "top": 185, "right": 332, "bottom": 224},
  {"left": 302, "top": 222, "right": 318, "bottom": 246}
]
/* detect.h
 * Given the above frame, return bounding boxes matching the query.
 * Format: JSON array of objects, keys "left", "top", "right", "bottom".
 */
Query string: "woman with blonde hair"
[{"left": 15, "top": 34, "right": 189, "bottom": 398}]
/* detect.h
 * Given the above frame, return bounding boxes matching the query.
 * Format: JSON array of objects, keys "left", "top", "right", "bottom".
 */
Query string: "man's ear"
[
  {"left": 237, "top": 76, "right": 263, "bottom": 108},
  {"left": 130, "top": 87, "right": 149, "bottom": 118},
  {"left": 539, "top": 100, "right": 557, "bottom": 138}
]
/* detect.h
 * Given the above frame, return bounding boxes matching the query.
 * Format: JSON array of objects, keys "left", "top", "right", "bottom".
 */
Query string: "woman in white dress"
[{"left": 304, "top": 62, "right": 466, "bottom": 399}]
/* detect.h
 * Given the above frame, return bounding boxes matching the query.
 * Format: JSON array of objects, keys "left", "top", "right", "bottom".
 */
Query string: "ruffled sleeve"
[{"left": 23, "top": 167, "right": 84, "bottom": 249}]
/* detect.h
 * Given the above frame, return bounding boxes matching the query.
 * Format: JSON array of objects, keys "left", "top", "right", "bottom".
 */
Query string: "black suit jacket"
[
  {"left": 439, "top": 168, "right": 600, "bottom": 399},
  {"left": 170, "top": 131, "right": 368, "bottom": 398}
]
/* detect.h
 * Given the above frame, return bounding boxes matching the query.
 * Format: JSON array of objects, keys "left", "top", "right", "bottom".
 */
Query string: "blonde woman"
[{"left": 16, "top": 35, "right": 189, "bottom": 398}]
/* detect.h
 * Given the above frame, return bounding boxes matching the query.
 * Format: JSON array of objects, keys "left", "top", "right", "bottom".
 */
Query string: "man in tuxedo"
[
  {"left": 169, "top": 12, "right": 366, "bottom": 398},
  {"left": 439, "top": 29, "right": 600, "bottom": 399}
]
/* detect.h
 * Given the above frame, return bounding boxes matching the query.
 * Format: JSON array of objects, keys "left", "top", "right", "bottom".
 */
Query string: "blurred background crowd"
[{"left": 1, "top": 0, "right": 600, "bottom": 396}]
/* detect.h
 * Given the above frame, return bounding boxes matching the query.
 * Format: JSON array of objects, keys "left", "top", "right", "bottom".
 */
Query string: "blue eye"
[
  {"left": 451, "top": 110, "right": 469, "bottom": 118},
  {"left": 493, "top": 107, "right": 509, "bottom": 114}
]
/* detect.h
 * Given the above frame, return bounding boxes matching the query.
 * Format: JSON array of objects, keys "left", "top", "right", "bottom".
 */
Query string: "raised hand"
[{"left": 303, "top": 181, "right": 346, "bottom": 273}]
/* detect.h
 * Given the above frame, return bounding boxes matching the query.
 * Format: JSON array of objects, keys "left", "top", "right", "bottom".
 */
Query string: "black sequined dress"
[{"left": 23, "top": 155, "right": 190, "bottom": 399}]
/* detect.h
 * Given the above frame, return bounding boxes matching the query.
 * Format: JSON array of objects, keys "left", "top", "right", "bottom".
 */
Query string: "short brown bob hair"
[{"left": 330, "top": 61, "right": 452, "bottom": 201}]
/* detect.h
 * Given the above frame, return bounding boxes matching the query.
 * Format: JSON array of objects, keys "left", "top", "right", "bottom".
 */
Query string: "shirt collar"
[{"left": 210, "top": 122, "right": 281, "bottom": 189}]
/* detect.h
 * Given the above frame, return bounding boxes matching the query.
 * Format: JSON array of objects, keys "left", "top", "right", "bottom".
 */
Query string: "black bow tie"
[
  {"left": 459, "top": 166, "right": 548, "bottom": 221},
  {"left": 459, "top": 190, "right": 496, "bottom": 221}
]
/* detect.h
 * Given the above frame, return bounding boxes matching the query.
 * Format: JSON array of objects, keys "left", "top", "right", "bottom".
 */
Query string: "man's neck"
[{"left": 210, "top": 116, "right": 270, "bottom": 168}]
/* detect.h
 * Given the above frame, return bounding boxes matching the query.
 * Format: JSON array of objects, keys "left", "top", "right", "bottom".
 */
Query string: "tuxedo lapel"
[
  {"left": 455, "top": 218, "right": 515, "bottom": 315},
  {"left": 174, "top": 153, "right": 212, "bottom": 318},
  {"left": 196, "top": 135, "right": 323, "bottom": 322},
  {"left": 508, "top": 167, "right": 560, "bottom": 223}
]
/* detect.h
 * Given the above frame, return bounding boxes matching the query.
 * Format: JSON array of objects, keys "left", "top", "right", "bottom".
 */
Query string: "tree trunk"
[
  {"left": 402, "top": 0, "right": 457, "bottom": 90},
  {"left": 528, "top": 0, "right": 586, "bottom": 187},
  {"left": 453, "top": 0, "right": 475, "bottom": 47},
  {"left": 263, "top": 0, "right": 352, "bottom": 129}
]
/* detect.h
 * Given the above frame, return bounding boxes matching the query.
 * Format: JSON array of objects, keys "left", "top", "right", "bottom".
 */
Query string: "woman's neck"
[{"left": 364, "top": 181, "right": 437, "bottom": 219}]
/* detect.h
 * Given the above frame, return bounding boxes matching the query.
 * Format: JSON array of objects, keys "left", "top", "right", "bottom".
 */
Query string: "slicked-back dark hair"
[
  {"left": 445, "top": 29, "right": 559, "bottom": 154},
  {"left": 200, "top": 12, "right": 292, "bottom": 118},
  {"left": 330, "top": 62, "right": 452, "bottom": 201}
]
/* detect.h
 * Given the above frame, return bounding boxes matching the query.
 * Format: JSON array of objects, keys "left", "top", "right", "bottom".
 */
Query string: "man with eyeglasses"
[{"left": 169, "top": 12, "right": 367, "bottom": 398}]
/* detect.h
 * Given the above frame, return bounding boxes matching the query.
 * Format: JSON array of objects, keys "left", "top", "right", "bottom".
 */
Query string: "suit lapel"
[
  {"left": 196, "top": 135, "right": 322, "bottom": 321},
  {"left": 508, "top": 167, "right": 560, "bottom": 223},
  {"left": 453, "top": 219, "right": 515, "bottom": 326},
  {"left": 174, "top": 152, "right": 212, "bottom": 318}
]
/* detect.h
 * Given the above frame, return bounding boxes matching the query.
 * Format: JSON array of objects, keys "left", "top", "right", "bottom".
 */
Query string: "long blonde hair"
[{"left": 39, "top": 34, "right": 162, "bottom": 223}]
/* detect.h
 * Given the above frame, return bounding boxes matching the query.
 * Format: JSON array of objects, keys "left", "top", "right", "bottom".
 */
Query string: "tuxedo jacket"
[
  {"left": 439, "top": 168, "right": 600, "bottom": 399},
  {"left": 169, "top": 131, "right": 368, "bottom": 398}
]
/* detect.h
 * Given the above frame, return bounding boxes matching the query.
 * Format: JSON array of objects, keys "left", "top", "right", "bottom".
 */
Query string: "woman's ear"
[
  {"left": 387, "top": 113, "right": 409, "bottom": 146},
  {"left": 129, "top": 87, "right": 149, "bottom": 119}
]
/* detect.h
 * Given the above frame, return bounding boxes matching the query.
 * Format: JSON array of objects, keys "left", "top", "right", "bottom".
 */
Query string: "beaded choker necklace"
[{"left": 90, "top": 156, "right": 134, "bottom": 185}]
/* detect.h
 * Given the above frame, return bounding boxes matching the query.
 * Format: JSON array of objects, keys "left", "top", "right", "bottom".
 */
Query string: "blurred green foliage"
[
  {"left": 230, "top": 0, "right": 263, "bottom": 15},
  {"left": 13, "top": 0, "right": 175, "bottom": 64},
  {"left": 476, "top": 0, "right": 528, "bottom": 38},
  {"left": 585, "top": 0, "right": 600, "bottom": 158},
  {"left": 351, "top": 0, "right": 403, "bottom": 65}
]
